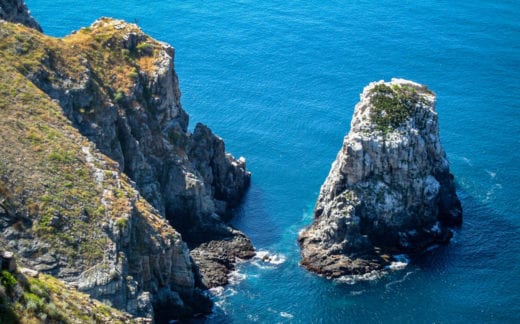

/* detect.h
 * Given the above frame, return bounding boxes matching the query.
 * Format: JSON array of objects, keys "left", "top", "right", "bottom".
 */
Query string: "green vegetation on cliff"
[
  {"left": 0, "top": 18, "right": 180, "bottom": 268},
  {"left": 368, "top": 83, "right": 433, "bottom": 134},
  {"left": 0, "top": 267, "right": 132, "bottom": 323},
  {"left": 0, "top": 16, "right": 193, "bottom": 320}
]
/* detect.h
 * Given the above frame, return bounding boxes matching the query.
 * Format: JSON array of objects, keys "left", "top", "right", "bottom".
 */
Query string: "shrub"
[
  {"left": 0, "top": 271, "right": 17, "bottom": 292},
  {"left": 114, "top": 90, "right": 125, "bottom": 103},
  {"left": 369, "top": 83, "right": 421, "bottom": 134}
]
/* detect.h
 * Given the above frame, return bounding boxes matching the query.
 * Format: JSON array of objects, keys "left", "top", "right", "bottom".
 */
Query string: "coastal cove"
[{"left": 25, "top": 0, "right": 520, "bottom": 322}]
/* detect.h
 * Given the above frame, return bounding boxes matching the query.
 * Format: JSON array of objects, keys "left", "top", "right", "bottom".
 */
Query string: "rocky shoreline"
[{"left": 299, "top": 79, "right": 462, "bottom": 278}]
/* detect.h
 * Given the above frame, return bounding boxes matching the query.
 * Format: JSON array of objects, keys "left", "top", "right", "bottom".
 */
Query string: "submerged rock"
[{"left": 299, "top": 79, "right": 462, "bottom": 278}]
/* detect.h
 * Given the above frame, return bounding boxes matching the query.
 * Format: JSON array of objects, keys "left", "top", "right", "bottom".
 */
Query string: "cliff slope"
[
  {"left": 299, "top": 79, "right": 462, "bottom": 278},
  {"left": 1, "top": 252, "right": 134, "bottom": 323},
  {"left": 0, "top": 9, "right": 252, "bottom": 321}
]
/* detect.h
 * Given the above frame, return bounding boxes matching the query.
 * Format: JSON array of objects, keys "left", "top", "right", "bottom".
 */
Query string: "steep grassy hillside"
[
  {"left": 0, "top": 19, "right": 211, "bottom": 319},
  {"left": 0, "top": 266, "right": 132, "bottom": 323}
]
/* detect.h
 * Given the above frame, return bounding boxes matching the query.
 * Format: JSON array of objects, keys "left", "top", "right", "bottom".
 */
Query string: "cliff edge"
[
  {"left": 0, "top": 9, "right": 252, "bottom": 321},
  {"left": 299, "top": 79, "right": 462, "bottom": 278}
]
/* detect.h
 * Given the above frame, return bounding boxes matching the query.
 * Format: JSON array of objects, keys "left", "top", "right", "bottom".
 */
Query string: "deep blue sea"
[{"left": 26, "top": 0, "right": 520, "bottom": 322}]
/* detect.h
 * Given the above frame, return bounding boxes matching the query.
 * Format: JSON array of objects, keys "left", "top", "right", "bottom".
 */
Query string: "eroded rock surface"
[{"left": 299, "top": 79, "right": 462, "bottom": 278}]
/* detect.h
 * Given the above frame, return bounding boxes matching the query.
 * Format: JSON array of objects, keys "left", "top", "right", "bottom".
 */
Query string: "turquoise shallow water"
[{"left": 27, "top": 0, "right": 520, "bottom": 322}]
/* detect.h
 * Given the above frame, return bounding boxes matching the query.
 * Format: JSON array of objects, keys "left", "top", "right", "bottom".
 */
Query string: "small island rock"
[{"left": 299, "top": 79, "right": 462, "bottom": 278}]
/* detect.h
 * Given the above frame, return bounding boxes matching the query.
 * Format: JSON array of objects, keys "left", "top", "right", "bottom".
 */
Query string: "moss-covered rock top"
[
  {"left": 0, "top": 17, "right": 168, "bottom": 104},
  {"left": 367, "top": 81, "right": 434, "bottom": 134}
]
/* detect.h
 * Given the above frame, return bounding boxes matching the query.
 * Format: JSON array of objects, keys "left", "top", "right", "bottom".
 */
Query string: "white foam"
[
  {"left": 280, "top": 312, "right": 294, "bottom": 319},
  {"left": 211, "top": 287, "right": 237, "bottom": 314},
  {"left": 253, "top": 250, "right": 287, "bottom": 266},
  {"left": 208, "top": 286, "right": 225, "bottom": 297},
  {"left": 388, "top": 261, "right": 408, "bottom": 270},
  {"left": 228, "top": 270, "right": 247, "bottom": 285},
  {"left": 386, "top": 254, "right": 409, "bottom": 271},
  {"left": 336, "top": 270, "right": 386, "bottom": 284},
  {"left": 385, "top": 271, "right": 413, "bottom": 289}
]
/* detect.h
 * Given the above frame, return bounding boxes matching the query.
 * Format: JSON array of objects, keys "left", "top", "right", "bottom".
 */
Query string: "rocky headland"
[
  {"left": 299, "top": 79, "right": 462, "bottom": 278},
  {"left": 0, "top": 2, "right": 253, "bottom": 322}
]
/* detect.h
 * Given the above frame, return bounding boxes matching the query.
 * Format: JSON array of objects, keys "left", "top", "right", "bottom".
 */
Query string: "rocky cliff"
[
  {"left": 0, "top": 251, "right": 135, "bottom": 323},
  {"left": 0, "top": 0, "right": 41, "bottom": 31},
  {"left": 299, "top": 79, "right": 462, "bottom": 278},
  {"left": 0, "top": 8, "right": 252, "bottom": 321}
]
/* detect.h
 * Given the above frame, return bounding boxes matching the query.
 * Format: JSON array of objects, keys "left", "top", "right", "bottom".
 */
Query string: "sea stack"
[{"left": 299, "top": 79, "right": 462, "bottom": 278}]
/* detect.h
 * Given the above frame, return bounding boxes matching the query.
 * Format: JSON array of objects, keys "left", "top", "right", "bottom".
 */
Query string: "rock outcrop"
[
  {"left": 299, "top": 79, "right": 462, "bottom": 278},
  {"left": 0, "top": 250, "right": 136, "bottom": 323},
  {"left": 0, "top": 10, "right": 252, "bottom": 321},
  {"left": 0, "top": 0, "right": 42, "bottom": 31}
]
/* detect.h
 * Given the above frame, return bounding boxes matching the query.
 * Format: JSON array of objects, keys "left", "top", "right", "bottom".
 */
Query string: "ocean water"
[{"left": 26, "top": 0, "right": 520, "bottom": 322}]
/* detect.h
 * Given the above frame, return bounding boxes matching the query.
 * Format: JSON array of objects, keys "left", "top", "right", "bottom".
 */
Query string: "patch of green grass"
[
  {"left": 368, "top": 83, "right": 425, "bottom": 134},
  {"left": 115, "top": 217, "right": 128, "bottom": 230},
  {"left": 0, "top": 271, "right": 17, "bottom": 292}
]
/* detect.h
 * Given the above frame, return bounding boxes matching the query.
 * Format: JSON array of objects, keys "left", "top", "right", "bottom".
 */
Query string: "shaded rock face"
[
  {"left": 0, "top": 0, "right": 42, "bottom": 31},
  {"left": 23, "top": 19, "right": 253, "bottom": 286},
  {"left": 299, "top": 79, "right": 462, "bottom": 278}
]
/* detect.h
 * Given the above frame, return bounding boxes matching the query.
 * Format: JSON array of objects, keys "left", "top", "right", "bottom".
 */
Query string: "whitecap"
[{"left": 280, "top": 312, "right": 294, "bottom": 319}]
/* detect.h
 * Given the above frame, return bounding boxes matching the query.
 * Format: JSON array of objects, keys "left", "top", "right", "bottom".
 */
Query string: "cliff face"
[
  {"left": 0, "top": 50, "right": 209, "bottom": 319},
  {"left": 299, "top": 79, "right": 462, "bottom": 278},
  {"left": 0, "top": 0, "right": 42, "bottom": 31},
  {"left": 0, "top": 13, "right": 251, "bottom": 320},
  {"left": 19, "top": 18, "right": 251, "bottom": 240}
]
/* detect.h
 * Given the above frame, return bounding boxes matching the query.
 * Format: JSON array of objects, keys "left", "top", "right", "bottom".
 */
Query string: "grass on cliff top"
[
  {"left": 0, "top": 269, "right": 132, "bottom": 323},
  {"left": 0, "top": 18, "right": 162, "bottom": 103},
  {"left": 368, "top": 83, "right": 433, "bottom": 134}
]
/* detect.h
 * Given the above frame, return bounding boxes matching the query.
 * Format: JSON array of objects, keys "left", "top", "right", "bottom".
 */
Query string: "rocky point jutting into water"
[
  {"left": 0, "top": 2, "right": 253, "bottom": 321},
  {"left": 299, "top": 79, "right": 462, "bottom": 278}
]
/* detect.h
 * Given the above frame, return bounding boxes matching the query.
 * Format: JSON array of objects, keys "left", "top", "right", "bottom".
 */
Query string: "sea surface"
[{"left": 27, "top": 0, "right": 520, "bottom": 322}]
